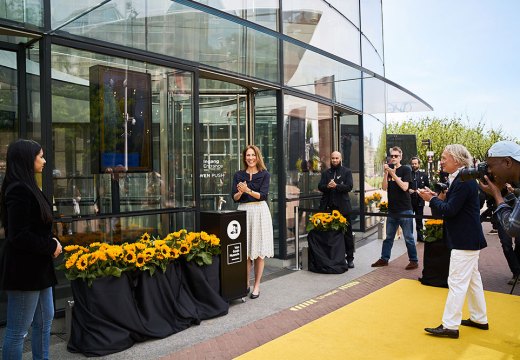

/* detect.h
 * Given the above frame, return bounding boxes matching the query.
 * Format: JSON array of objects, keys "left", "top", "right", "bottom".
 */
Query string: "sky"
[{"left": 382, "top": 0, "right": 520, "bottom": 139}]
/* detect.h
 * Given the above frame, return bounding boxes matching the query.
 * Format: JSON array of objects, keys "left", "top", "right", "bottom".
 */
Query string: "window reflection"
[{"left": 48, "top": 45, "right": 194, "bottom": 238}]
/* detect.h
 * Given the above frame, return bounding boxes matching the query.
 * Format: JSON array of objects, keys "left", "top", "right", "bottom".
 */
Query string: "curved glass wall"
[
  {"left": 360, "top": 0, "right": 384, "bottom": 58},
  {"left": 328, "top": 0, "right": 359, "bottom": 27},
  {"left": 361, "top": 36, "right": 384, "bottom": 75},
  {"left": 284, "top": 41, "right": 362, "bottom": 110},
  {"left": 282, "top": 0, "right": 361, "bottom": 65},
  {"left": 190, "top": 0, "right": 279, "bottom": 31},
  {"left": 53, "top": 0, "right": 279, "bottom": 83}
]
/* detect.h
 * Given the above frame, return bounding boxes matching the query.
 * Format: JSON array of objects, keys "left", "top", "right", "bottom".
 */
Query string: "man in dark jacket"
[
  {"left": 318, "top": 151, "right": 355, "bottom": 268},
  {"left": 409, "top": 156, "right": 430, "bottom": 242}
]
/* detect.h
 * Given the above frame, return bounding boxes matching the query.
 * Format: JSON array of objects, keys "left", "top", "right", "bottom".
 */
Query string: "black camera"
[
  {"left": 460, "top": 162, "right": 492, "bottom": 182},
  {"left": 434, "top": 182, "right": 449, "bottom": 193}
]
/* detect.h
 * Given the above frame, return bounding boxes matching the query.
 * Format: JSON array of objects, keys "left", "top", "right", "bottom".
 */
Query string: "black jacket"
[
  {"left": 410, "top": 170, "right": 430, "bottom": 206},
  {"left": 318, "top": 165, "right": 353, "bottom": 215},
  {"left": 429, "top": 175, "right": 487, "bottom": 251},
  {"left": 2, "top": 183, "right": 58, "bottom": 291}
]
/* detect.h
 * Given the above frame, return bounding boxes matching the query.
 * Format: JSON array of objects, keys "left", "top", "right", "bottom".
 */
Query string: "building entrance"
[{"left": 199, "top": 93, "right": 247, "bottom": 211}]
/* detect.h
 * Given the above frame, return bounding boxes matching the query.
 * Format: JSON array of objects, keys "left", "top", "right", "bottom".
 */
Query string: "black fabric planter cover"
[
  {"left": 420, "top": 240, "right": 451, "bottom": 288},
  {"left": 67, "top": 258, "right": 228, "bottom": 357},
  {"left": 308, "top": 230, "right": 348, "bottom": 274}
]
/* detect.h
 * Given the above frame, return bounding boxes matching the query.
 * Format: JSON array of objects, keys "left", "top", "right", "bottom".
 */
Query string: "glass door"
[
  {"left": 0, "top": 48, "right": 19, "bottom": 324},
  {"left": 199, "top": 94, "right": 247, "bottom": 211}
]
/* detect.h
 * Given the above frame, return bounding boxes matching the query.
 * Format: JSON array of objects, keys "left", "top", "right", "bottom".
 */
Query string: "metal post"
[{"left": 291, "top": 205, "right": 301, "bottom": 270}]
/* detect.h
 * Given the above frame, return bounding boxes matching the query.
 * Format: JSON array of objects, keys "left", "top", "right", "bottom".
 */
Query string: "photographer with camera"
[
  {"left": 371, "top": 146, "right": 419, "bottom": 270},
  {"left": 480, "top": 141, "right": 520, "bottom": 237},
  {"left": 419, "top": 144, "right": 488, "bottom": 339}
]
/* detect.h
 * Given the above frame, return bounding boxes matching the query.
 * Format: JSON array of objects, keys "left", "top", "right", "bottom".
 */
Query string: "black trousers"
[{"left": 411, "top": 201, "right": 424, "bottom": 240}]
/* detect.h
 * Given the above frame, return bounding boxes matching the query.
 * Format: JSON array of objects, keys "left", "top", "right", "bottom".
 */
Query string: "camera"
[
  {"left": 434, "top": 182, "right": 449, "bottom": 193},
  {"left": 460, "top": 162, "right": 492, "bottom": 182}
]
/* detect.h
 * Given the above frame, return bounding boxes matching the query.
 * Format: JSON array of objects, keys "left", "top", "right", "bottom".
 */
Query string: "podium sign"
[{"left": 200, "top": 211, "right": 247, "bottom": 301}]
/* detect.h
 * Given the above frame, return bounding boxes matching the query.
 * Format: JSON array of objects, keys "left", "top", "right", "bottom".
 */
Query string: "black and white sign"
[{"left": 227, "top": 220, "right": 241, "bottom": 240}]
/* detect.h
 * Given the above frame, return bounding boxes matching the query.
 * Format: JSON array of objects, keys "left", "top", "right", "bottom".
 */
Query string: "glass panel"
[
  {"left": 360, "top": 0, "right": 383, "bottom": 56},
  {"left": 56, "top": 0, "right": 279, "bottom": 83},
  {"left": 282, "top": 0, "right": 361, "bottom": 64},
  {"left": 192, "top": 0, "right": 279, "bottom": 31},
  {"left": 339, "top": 113, "right": 361, "bottom": 231},
  {"left": 361, "top": 36, "right": 384, "bottom": 75},
  {"left": 0, "top": 50, "right": 18, "bottom": 168},
  {"left": 0, "top": 0, "right": 43, "bottom": 26},
  {"left": 26, "top": 45, "right": 41, "bottom": 142},
  {"left": 363, "top": 114, "right": 385, "bottom": 229},
  {"left": 284, "top": 41, "right": 362, "bottom": 110},
  {"left": 199, "top": 93, "right": 246, "bottom": 211},
  {"left": 254, "top": 90, "right": 279, "bottom": 256},
  {"left": 284, "top": 94, "right": 331, "bottom": 197},
  {"left": 49, "top": 45, "right": 194, "bottom": 227},
  {"left": 327, "top": 0, "right": 359, "bottom": 27}
]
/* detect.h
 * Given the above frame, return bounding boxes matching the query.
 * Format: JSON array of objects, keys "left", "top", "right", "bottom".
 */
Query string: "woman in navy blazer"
[
  {"left": 1, "top": 139, "right": 62, "bottom": 359},
  {"left": 418, "top": 144, "right": 488, "bottom": 339}
]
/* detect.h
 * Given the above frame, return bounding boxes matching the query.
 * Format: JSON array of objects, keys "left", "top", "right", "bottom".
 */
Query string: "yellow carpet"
[{"left": 236, "top": 279, "right": 520, "bottom": 359}]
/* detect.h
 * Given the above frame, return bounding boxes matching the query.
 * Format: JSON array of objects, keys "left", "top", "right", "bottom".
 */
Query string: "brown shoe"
[
  {"left": 405, "top": 261, "right": 419, "bottom": 270},
  {"left": 371, "top": 259, "right": 388, "bottom": 267}
]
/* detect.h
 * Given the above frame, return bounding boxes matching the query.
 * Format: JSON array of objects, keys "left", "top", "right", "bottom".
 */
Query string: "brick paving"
[{"left": 163, "top": 221, "right": 517, "bottom": 360}]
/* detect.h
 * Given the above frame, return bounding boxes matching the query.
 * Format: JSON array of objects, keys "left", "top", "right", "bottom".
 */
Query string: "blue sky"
[{"left": 382, "top": 0, "right": 520, "bottom": 139}]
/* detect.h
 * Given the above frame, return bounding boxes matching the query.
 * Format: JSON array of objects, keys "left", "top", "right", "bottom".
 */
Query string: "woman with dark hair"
[
  {"left": 0, "top": 139, "right": 62, "bottom": 359},
  {"left": 232, "top": 145, "right": 273, "bottom": 299}
]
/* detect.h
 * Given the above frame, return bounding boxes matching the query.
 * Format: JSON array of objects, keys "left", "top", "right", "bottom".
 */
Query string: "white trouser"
[{"left": 442, "top": 249, "right": 488, "bottom": 330}]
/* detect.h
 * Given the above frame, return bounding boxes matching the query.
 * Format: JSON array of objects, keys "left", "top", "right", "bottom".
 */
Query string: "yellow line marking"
[{"left": 289, "top": 281, "right": 361, "bottom": 311}]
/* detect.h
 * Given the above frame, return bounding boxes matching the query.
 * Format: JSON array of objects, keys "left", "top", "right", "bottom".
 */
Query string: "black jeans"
[{"left": 497, "top": 223, "right": 520, "bottom": 276}]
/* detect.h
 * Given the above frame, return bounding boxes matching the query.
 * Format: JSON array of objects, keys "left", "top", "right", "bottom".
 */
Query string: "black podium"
[{"left": 200, "top": 211, "right": 248, "bottom": 301}]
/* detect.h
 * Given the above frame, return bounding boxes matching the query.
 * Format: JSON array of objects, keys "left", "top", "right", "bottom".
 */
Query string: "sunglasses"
[{"left": 390, "top": 154, "right": 400, "bottom": 158}]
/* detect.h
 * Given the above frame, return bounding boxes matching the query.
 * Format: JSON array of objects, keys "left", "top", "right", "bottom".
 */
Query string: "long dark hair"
[{"left": 0, "top": 139, "right": 53, "bottom": 225}]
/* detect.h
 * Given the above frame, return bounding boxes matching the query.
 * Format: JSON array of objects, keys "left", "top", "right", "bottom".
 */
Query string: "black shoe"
[
  {"left": 250, "top": 292, "right": 260, "bottom": 299},
  {"left": 460, "top": 319, "right": 489, "bottom": 330},
  {"left": 246, "top": 287, "right": 251, "bottom": 295},
  {"left": 424, "top": 325, "right": 459, "bottom": 339},
  {"left": 347, "top": 261, "right": 355, "bottom": 269}
]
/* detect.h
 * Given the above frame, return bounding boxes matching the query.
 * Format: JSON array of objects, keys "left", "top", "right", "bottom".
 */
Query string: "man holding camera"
[
  {"left": 481, "top": 141, "right": 520, "bottom": 237},
  {"left": 409, "top": 156, "right": 430, "bottom": 242},
  {"left": 371, "top": 146, "right": 419, "bottom": 270}
]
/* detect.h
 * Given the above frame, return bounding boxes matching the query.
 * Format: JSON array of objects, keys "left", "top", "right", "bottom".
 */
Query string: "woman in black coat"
[{"left": 0, "top": 139, "right": 62, "bottom": 359}]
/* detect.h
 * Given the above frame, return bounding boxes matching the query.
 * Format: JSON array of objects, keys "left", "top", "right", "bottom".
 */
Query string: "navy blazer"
[
  {"left": 318, "top": 165, "right": 353, "bottom": 215},
  {"left": 2, "top": 183, "right": 58, "bottom": 291},
  {"left": 429, "top": 175, "right": 487, "bottom": 251}
]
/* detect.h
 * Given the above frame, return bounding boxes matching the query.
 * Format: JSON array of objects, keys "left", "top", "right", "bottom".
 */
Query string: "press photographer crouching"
[{"left": 479, "top": 141, "right": 520, "bottom": 238}]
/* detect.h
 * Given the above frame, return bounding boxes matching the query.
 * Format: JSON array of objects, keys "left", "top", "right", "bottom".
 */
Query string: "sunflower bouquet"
[
  {"left": 378, "top": 201, "right": 388, "bottom": 212},
  {"left": 424, "top": 219, "right": 444, "bottom": 242},
  {"left": 57, "top": 231, "right": 221, "bottom": 286},
  {"left": 306, "top": 210, "right": 349, "bottom": 233}
]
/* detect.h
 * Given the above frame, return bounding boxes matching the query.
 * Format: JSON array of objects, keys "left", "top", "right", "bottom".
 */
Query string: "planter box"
[
  {"left": 307, "top": 230, "right": 348, "bottom": 274},
  {"left": 420, "top": 240, "right": 450, "bottom": 288}
]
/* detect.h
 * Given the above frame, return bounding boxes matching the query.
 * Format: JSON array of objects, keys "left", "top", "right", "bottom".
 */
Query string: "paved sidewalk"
[{"left": 32, "top": 220, "right": 516, "bottom": 360}]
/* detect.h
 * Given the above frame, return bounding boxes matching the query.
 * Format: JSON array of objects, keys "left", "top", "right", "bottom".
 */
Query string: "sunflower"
[
  {"left": 140, "top": 232, "right": 151, "bottom": 242},
  {"left": 125, "top": 251, "right": 137, "bottom": 264},
  {"left": 332, "top": 210, "right": 341, "bottom": 219},
  {"left": 64, "top": 245, "right": 80, "bottom": 252},
  {"left": 76, "top": 254, "right": 89, "bottom": 271},
  {"left": 135, "top": 253, "right": 146, "bottom": 267},
  {"left": 179, "top": 242, "right": 191, "bottom": 255},
  {"left": 170, "top": 248, "right": 180, "bottom": 259}
]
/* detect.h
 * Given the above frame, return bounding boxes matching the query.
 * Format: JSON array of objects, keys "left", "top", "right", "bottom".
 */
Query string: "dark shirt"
[
  {"left": 318, "top": 164, "right": 353, "bottom": 215},
  {"left": 411, "top": 169, "right": 430, "bottom": 206},
  {"left": 232, "top": 170, "right": 270, "bottom": 203},
  {"left": 388, "top": 165, "right": 412, "bottom": 213}
]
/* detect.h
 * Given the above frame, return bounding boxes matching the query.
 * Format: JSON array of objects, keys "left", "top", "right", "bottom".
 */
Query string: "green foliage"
[{"left": 378, "top": 116, "right": 514, "bottom": 181}]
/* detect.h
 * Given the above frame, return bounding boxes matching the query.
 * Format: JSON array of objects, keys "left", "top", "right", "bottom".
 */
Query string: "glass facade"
[{"left": 0, "top": 0, "right": 431, "bottom": 322}]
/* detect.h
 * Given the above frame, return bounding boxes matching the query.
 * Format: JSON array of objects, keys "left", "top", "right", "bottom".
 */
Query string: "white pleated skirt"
[{"left": 237, "top": 201, "right": 274, "bottom": 259}]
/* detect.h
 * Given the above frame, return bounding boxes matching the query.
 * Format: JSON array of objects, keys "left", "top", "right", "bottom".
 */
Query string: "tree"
[{"left": 379, "top": 116, "right": 513, "bottom": 181}]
